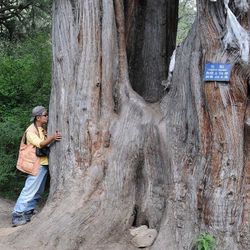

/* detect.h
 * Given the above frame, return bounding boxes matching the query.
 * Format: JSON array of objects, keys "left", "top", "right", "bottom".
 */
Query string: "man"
[{"left": 12, "top": 106, "right": 62, "bottom": 227}]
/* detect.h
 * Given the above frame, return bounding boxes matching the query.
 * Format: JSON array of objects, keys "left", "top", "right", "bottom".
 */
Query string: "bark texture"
[{"left": 2, "top": 0, "right": 250, "bottom": 250}]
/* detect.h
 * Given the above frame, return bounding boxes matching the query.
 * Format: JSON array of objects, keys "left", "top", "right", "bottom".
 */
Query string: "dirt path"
[
  {"left": 0, "top": 198, "right": 21, "bottom": 236},
  {"left": 0, "top": 197, "right": 47, "bottom": 249},
  {"left": 0, "top": 198, "right": 21, "bottom": 249},
  {"left": 0, "top": 198, "right": 16, "bottom": 234}
]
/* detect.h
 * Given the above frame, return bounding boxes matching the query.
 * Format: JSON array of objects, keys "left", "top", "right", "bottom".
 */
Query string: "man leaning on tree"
[{"left": 12, "top": 106, "right": 62, "bottom": 227}]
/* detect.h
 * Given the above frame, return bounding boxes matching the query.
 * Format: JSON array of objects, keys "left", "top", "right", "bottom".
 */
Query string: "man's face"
[{"left": 37, "top": 111, "right": 48, "bottom": 124}]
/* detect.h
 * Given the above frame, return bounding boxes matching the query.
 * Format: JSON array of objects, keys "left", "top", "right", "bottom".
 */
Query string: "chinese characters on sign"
[{"left": 204, "top": 63, "right": 232, "bottom": 82}]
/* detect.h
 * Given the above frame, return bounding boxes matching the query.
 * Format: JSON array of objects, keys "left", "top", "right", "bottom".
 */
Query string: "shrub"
[{"left": 193, "top": 233, "right": 216, "bottom": 250}]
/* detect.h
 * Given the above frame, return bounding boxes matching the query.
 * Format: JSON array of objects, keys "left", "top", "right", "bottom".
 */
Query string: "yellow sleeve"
[{"left": 26, "top": 131, "right": 43, "bottom": 148}]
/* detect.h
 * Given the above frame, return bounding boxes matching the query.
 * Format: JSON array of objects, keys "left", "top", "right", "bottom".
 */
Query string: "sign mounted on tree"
[{"left": 204, "top": 63, "right": 232, "bottom": 82}]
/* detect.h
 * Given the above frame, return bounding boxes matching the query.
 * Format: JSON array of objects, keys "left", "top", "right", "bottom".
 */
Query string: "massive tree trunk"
[{"left": 3, "top": 0, "right": 250, "bottom": 249}]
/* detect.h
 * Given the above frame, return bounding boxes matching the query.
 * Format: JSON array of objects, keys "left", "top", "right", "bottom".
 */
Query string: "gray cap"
[{"left": 30, "top": 106, "right": 46, "bottom": 122}]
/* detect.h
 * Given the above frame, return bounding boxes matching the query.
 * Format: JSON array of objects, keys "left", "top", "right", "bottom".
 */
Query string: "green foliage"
[
  {"left": 0, "top": 32, "right": 51, "bottom": 199},
  {"left": 193, "top": 233, "right": 216, "bottom": 250},
  {"left": 0, "top": 111, "right": 28, "bottom": 199},
  {"left": 0, "top": 34, "right": 51, "bottom": 107},
  {"left": 177, "top": 0, "right": 196, "bottom": 44},
  {"left": 0, "top": 0, "right": 52, "bottom": 41}
]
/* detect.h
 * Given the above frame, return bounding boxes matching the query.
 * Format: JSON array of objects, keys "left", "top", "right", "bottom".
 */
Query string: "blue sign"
[{"left": 204, "top": 63, "right": 232, "bottom": 82}]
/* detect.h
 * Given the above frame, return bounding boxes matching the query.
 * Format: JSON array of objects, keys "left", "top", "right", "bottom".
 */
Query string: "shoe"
[
  {"left": 12, "top": 212, "right": 27, "bottom": 227},
  {"left": 24, "top": 209, "right": 36, "bottom": 222}
]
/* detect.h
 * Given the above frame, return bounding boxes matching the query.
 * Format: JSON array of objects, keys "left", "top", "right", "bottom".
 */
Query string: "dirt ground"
[
  {"left": 0, "top": 198, "right": 22, "bottom": 249},
  {"left": 0, "top": 198, "right": 17, "bottom": 234},
  {"left": 0, "top": 197, "right": 47, "bottom": 249}
]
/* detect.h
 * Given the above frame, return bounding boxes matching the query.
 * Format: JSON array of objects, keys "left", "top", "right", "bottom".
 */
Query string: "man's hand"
[
  {"left": 53, "top": 131, "right": 62, "bottom": 141},
  {"left": 40, "top": 130, "right": 62, "bottom": 147}
]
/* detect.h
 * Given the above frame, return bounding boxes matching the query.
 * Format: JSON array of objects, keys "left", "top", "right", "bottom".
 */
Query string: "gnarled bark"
[{"left": 2, "top": 0, "right": 250, "bottom": 250}]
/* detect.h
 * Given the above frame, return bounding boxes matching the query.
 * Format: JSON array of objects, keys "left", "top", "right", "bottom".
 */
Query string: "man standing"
[{"left": 12, "top": 106, "right": 62, "bottom": 227}]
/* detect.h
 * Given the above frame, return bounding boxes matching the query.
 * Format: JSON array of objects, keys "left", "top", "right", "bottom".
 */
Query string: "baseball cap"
[{"left": 30, "top": 106, "right": 47, "bottom": 122}]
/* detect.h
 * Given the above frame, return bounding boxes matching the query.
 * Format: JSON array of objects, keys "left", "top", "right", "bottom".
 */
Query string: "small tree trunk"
[{"left": 3, "top": 1, "right": 250, "bottom": 250}]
